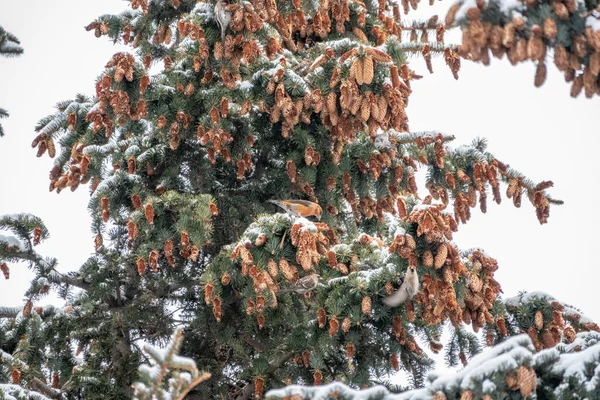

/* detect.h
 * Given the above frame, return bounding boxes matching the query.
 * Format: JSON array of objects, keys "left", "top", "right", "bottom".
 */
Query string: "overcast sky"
[{"left": 0, "top": 0, "right": 598, "bottom": 330}]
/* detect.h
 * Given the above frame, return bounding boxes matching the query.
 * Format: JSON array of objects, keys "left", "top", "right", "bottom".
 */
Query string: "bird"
[
  {"left": 214, "top": 0, "right": 231, "bottom": 44},
  {"left": 383, "top": 266, "right": 419, "bottom": 307},
  {"left": 278, "top": 274, "right": 321, "bottom": 294},
  {"left": 268, "top": 199, "right": 322, "bottom": 221},
  {"left": 374, "top": 133, "right": 394, "bottom": 151}
]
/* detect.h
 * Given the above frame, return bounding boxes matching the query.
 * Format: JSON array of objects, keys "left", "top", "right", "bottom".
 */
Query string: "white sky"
[{"left": 0, "top": 0, "right": 598, "bottom": 331}]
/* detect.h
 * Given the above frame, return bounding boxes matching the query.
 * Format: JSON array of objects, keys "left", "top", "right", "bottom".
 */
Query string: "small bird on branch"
[
  {"left": 214, "top": 0, "right": 231, "bottom": 44},
  {"left": 268, "top": 199, "right": 322, "bottom": 221},
  {"left": 278, "top": 274, "right": 321, "bottom": 294},
  {"left": 383, "top": 266, "right": 419, "bottom": 307}
]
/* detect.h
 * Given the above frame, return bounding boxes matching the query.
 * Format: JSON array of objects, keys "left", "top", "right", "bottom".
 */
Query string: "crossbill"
[
  {"left": 278, "top": 273, "right": 321, "bottom": 294},
  {"left": 268, "top": 199, "right": 322, "bottom": 220}
]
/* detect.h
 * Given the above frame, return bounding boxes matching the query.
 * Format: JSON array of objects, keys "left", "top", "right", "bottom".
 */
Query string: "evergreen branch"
[
  {"left": 0, "top": 43, "right": 24, "bottom": 57},
  {"left": 133, "top": 328, "right": 211, "bottom": 400},
  {"left": 0, "top": 25, "right": 24, "bottom": 57},
  {"left": 29, "top": 378, "right": 62, "bottom": 399},
  {"left": 54, "top": 273, "right": 90, "bottom": 290},
  {"left": 174, "top": 372, "right": 211, "bottom": 400},
  {"left": 400, "top": 17, "right": 442, "bottom": 31},
  {"left": 391, "top": 130, "right": 456, "bottom": 145},
  {"left": 0, "top": 384, "right": 52, "bottom": 400},
  {"left": 0, "top": 306, "right": 22, "bottom": 318},
  {"left": 233, "top": 351, "right": 295, "bottom": 400},
  {"left": 496, "top": 165, "right": 564, "bottom": 205},
  {"left": 504, "top": 291, "right": 599, "bottom": 332},
  {"left": 447, "top": 0, "right": 600, "bottom": 97},
  {"left": 397, "top": 42, "right": 457, "bottom": 55}
]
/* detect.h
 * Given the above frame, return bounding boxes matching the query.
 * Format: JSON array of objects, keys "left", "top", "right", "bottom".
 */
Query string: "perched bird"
[
  {"left": 268, "top": 199, "right": 322, "bottom": 220},
  {"left": 383, "top": 266, "right": 419, "bottom": 307},
  {"left": 278, "top": 274, "right": 321, "bottom": 294},
  {"left": 374, "top": 133, "right": 394, "bottom": 151},
  {"left": 214, "top": 0, "right": 231, "bottom": 43}
]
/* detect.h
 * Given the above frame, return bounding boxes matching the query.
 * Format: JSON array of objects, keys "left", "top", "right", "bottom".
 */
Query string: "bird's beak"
[
  {"left": 318, "top": 276, "right": 323, "bottom": 280},
  {"left": 317, "top": 214, "right": 321, "bottom": 221}
]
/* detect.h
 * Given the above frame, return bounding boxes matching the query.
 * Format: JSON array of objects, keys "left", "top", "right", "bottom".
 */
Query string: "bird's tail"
[
  {"left": 383, "top": 289, "right": 408, "bottom": 307},
  {"left": 267, "top": 199, "right": 285, "bottom": 209}
]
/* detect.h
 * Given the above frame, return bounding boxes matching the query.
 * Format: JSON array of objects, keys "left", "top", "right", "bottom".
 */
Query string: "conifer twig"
[{"left": 174, "top": 372, "right": 211, "bottom": 400}]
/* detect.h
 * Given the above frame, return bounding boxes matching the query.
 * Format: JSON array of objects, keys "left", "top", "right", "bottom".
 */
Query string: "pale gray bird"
[
  {"left": 279, "top": 274, "right": 321, "bottom": 294},
  {"left": 374, "top": 133, "right": 394, "bottom": 151},
  {"left": 383, "top": 266, "right": 419, "bottom": 307},
  {"left": 214, "top": 0, "right": 231, "bottom": 44}
]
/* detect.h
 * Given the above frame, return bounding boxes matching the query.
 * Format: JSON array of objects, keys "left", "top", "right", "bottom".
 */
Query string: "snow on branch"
[
  {"left": 267, "top": 332, "right": 600, "bottom": 399},
  {"left": 0, "top": 384, "right": 51, "bottom": 400},
  {"left": 505, "top": 291, "right": 599, "bottom": 331},
  {"left": 267, "top": 335, "right": 537, "bottom": 400},
  {"left": 0, "top": 26, "right": 24, "bottom": 58},
  {"left": 132, "top": 328, "right": 210, "bottom": 400}
]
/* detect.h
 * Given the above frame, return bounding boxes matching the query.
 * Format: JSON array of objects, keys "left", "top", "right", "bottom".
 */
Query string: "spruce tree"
[
  {"left": 1, "top": 1, "right": 599, "bottom": 400},
  {"left": 0, "top": 26, "right": 24, "bottom": 137}
]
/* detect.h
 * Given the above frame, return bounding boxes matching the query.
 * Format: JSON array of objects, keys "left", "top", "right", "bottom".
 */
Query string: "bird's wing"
[
  {"left": 297, "top": 276, "right": 316, "bottom": 290},
  {"left": 383, "top": 288, "right": 408, "bottom": 307},
  {"left": 397, "top": 276, "right": 405, "bottom": 287},
  {"left": 267, "top": 200, "right": 303, "bottom": 217},
  {"left": 287, "top": 199, "right": 318, "bottom": 207}
]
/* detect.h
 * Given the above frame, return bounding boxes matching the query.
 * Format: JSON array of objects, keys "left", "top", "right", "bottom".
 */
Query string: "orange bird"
[{"left": 268, "top": 199, "right": 322, "bottom": 220}]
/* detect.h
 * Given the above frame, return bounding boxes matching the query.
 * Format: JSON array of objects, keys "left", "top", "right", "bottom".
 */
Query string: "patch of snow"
[
  {"left": 504, "top": 290, "right": 554, "bottom": 307},
  {"left": 237, "top": 80, "right": 254, "bottom": 91},
  {"left": 0, "top": 42, "right": 23, "bottom": 53},
  {"left": 1, "top": 213, "right": 38, "bottom": 221},
  {"left": 472, "top": 247, "right": 492, "bottom": 258},
  {"left": 562, "top": 331, "right": 600, "bottom": 353},
  {"left": 481, "top": 379, "right": 496, "bottom": 393},
  {"left": 326, "top": 276, "right": 349, "bottom": 286},
  {"left": 550, "top": 341, "right": 600, "bottom": 395},
  {"left": 266, "top": 382, "right": 392, "bottom": 400},
  {"left": 497, "top": 0, "right": 525, "bottom": 14},
  {"left": 124, "top": 145, "right": 141, "bottom": 157},
  {"left": 412, "top": 204, "right": 434, "bottom": 212},
  {"left": 92, "top": 171, "right": 143, "bottom": 199},
  {"left": 192, "top": 1, "right": 214, "bottom": 17},
  {"left": 0, "top": 234, "right": 25, "bottom": 251},
  {"left": 295, "top": 218, "right": 317, "bottom": 233},
  {"left": 330, "top": 244, "right": 351, "bottom": 253},
  {"left": 454, "top": 0, "right": 478, "bottom": 21},
  {"left": 1, "top": 384, "right": 52, "bottom": 400},
  {"left": 1, "top": 350, "right": 14, "bottom": 362}
]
